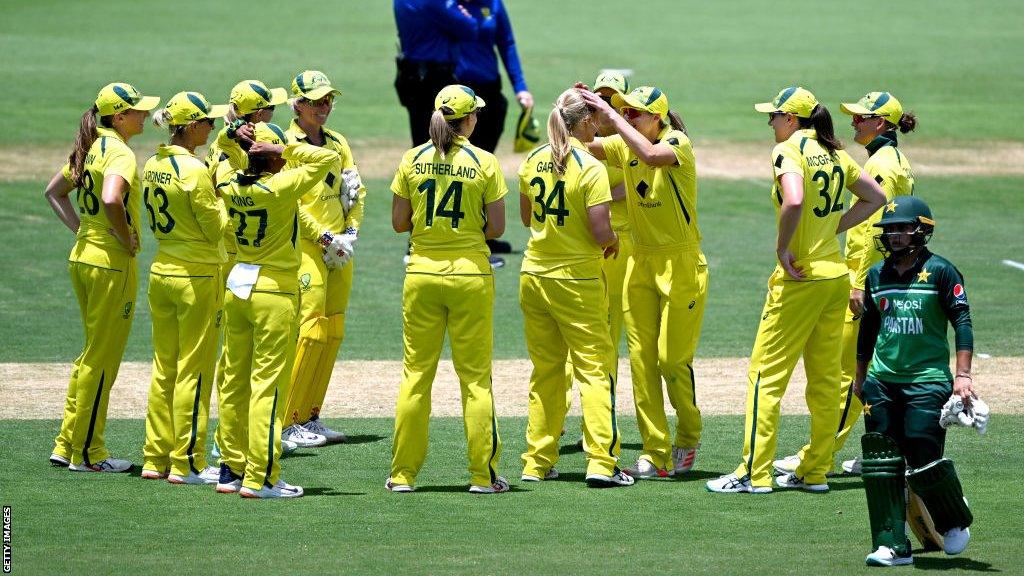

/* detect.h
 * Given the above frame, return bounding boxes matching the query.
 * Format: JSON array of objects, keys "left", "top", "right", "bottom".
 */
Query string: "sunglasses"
[
  {"left": 853, "top": 114, "right": 880, "bottom": 124},
  {"left": 622, "top": 107, "right": 644, "bottom": 120},
  {"left": 303, "top": 96, "right": 334, "bottom": 108},
  {"left": 599, "top": 95, "right": 613, "bottom": 104},
  {"left": 769, "top": 111, "right": 789, "bottom": 121}
]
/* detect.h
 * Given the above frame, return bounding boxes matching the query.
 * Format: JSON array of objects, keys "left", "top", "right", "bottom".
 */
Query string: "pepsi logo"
[
  {"left": 953, "top": 284, "right": 965, "bottom": 298},
  {"left": 879, "top": 297, "right": 889, "bottom": 311}
]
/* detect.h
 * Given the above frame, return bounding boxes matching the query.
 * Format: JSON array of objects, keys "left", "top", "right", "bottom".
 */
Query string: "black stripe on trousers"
[
  {"left": 744, "top": 372, "right": 761, "bottom": 478},
  {"left": 185, "top": 374, "right": 203, "bottom": 474},
  {"left": 82, "top": 371, "right": 106, "bottom": 466},
  {"left": 835, "top": 380, "right": 855, "bottom": 436},
  {"left": 608, "top": 374, "right": 618, "bottom": 457},
  {"left": 488, "top": 379, "right": 499, "bottom": 483},
  {"left": 263, "top": 389, "right": 279, "bottom": 488},
  {"left": 688, "top": 364, "right": 697, "bottom": 407}
]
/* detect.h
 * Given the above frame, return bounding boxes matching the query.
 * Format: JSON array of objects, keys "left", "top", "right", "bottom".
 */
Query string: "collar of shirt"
[
  {"left": 866, "top": 130, "right": 899, "bottom": 157},
  {"left": 156, "top": 143, "right": 193, "bottom": 158},
  {"left": 654, "top": 124, "right": 674, "bottom": 143},
  {"left": 96, "top": 126, "right": 126, "bottom": 144},
  {"left": 795, "top": 128, "right": 818, "bottom": 141},
  {"left": 882, "top": 247, "right": 932, "bottom": 279},
  {"left": 568, "top": 136, "right": 586, "bottom": 150},
  {"left": 289, "top": 119, "right": 327, "bottom": 144}
]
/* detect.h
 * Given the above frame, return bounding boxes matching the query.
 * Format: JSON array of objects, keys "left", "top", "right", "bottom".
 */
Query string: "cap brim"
[
  {"left": 131, "top": 95, "right": 161, "bottom": 112},
  {"left": 611, "top": 92, "right": 646, "bottom": 112},
  {"left": 874, "top": 217, "right": 916, "bottom": 227},
  {"left": 754, "top": 102, "right": 780, "bottom": 114},
  {"left": 474, "top": 95, "right": 486, "bottom": 109},
  {"left": 593, "top": 82, "right": 623, "bottom": 95},
  {"left": 267, "top": 87, "right": 289, "bottom": 106},
  {"left": 302, "top": 86, "right": 342, "bottom": 100},
  {"left": 840, "top": 102, "right": 873, "bottom": 116},
  {"left": 205, "top": 104, "right": 230, "bottom": 119}
]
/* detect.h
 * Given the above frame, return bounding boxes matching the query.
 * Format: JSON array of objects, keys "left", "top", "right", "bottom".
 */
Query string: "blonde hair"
[
  {"left": 547, "top": 89, "right": 592, "bottom": 177},
  {"left": 428, "top": 109, "right": 462, "bottom": 159},
  {"left": 151, "top": 108, "right": 189, "bottom": 137}
]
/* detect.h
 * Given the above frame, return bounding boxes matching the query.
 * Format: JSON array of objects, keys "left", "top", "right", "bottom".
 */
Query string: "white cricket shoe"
[
  {"left": 943, "top": 527, "right": 970, "bottom": 555},
  {"left": 629, "top": 458, "right": 673, "bottom": 479},
  {"left": 281, "top": 424, "right": 327, "bottom": 448},
  {"left": 865, "top": 546, "right": 913, "bottom": 566},
  {"left": 521, "top": 469, "right": 559, "bottom": 482},
  {"left": 282, "top": 439, "right": 299, "bottom": 454},
  {"left": 303, "top": 417, "right": 346, "bottom": 443},
  {"left": 469, "top": 476, "right": 510, "bottom": 494},
  {"left": 772, "top": 454, "right": 801, "bottom": 475},
  {"left": 842, "top": 457, "right": 863, "bottom": 475},
  {"left": 586, "top": 469, "right": 635, "bottom": 488},
  {"left": 68, "top": 458, "right": 133, "bottom": 473},
  {"left": 775, "top": 472, "right": 829, "bottom": 492},
  {"left": 672, "top": 445, "right": 699, "bottom": 474},
  {"left": 239, "top": 479, "right": 304, "bottom": 499},
  {"left": 168, "top": 466, "right": 219, "bottom": 485},
  {"left": 706, "top": 473, "right": 772, "bottom": 494},
  {"left": 385, "top": 478, "right": 415, "bottom": 493},
  {"left": 215, "top": 463, "right": 243, "bottom": 494},
  {"left": 49, "top": 453, "right": 70, "bottom": 467}
]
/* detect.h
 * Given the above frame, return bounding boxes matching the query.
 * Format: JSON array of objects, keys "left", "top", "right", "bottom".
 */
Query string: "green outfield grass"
[
  {"left": 2, "top": 175, "right": 1021, "bottom": 362},
  {"left": 1, "top": 415, "right": 1016, "bottom": 575},
  {"left": 2, "top": 0, "right": 1022, "bottom": 145}
]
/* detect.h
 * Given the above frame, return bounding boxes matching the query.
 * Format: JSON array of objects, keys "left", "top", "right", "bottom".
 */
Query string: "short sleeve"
[
  {"left": 837, "top": 150, "right": 862, "bottom": 188},
  {"left": 864, "top": 152, "right": 896, "bottom": 197},
  {"left": 601, "top": 135, "right": 625, "bottom": 169},
  {"left": 334, "top": 133, "right": 357, "bottom": 170},
  {"left": 582, "top": 161, "right": 612, "bottom": 207},
  {"left": 771, "top": 141, "right": 802, "bottom": 179},
  {"left": 61, "top": 163, "right": 73, "bottom": 182},
  {"left": 485, "top": 157, "right": 508, "bottom": 204},
  {"left": 390, "top": 155, "right": 410, "bottom": 199},
  {"left": 104, "top": 145, "right": 137, "bottom": 181},
  {"left": 517, "top": 158, "right": 531, "bottom": 195},
  {"left": 662, "top": 130, "right": 693, "bottom": 168}
]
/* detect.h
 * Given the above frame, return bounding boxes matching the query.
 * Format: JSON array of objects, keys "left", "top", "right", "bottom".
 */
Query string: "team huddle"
[{"left": 42, "top": 70, "right": 987, "bottom": 566}]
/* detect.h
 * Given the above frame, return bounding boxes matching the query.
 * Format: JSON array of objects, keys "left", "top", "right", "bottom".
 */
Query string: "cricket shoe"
[
  {"left": 282, "top": 439, "right": 299, "bottom": 455},
  {"left": 168, "top": 466, "right": 220, "bottom": 485},
  {"left": 68, "top": 458, "right": 133, "bottom": 473},
  {"left": 49, "top": 453, "right": 70, "bottom": 468},
  {"left": 943, "top": 527, "right": 970, "bottom": 555},
  {"left": 521, "top": 469, "right": 559, "bottom": 482},
  {"left": 586, "top": 468, "right": 635, "bottom": 488},
  {"left": 706, "top": 473, "right": 772, "bottom": 494},
  {"left": 140, "top": 468, "right": 168, "bottom": 480},
  {"left": 865, "top": 546, "right": 913, "bottom": 567},
  {"left": 775, "top": 472, "right": 829, "bottom": 493},
  {"left": 303, "top": 417, "right": 346, "bottom": 443},
  {"left": 281, "top": 424, "right": 327, "bottom": 448},
  {"left": 215, "top": 463, "right": 243, "bottom": 493},
  {"left": 628, "top": 458, "right": 673, "bottom": 479},
  {"left": 772, "top": 454, "right": 801, "bottom": 475},
  {"left": 385, "top": 478, "right": 415, "bottom": 493},
  {"left": 842, "top": 457, "right": 862, "bottom": 475},
  {"left": 672, "top": 445, "right": 699, "bottom": 474},
  {"left": 240, "top": 479, "right": 304, "bottom": 499},
  {"left": 469, "top": 476, "right": 510, "bottom": 494}
]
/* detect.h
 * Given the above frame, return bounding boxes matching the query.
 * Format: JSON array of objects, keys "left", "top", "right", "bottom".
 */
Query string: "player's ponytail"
[
  {"left": 67, "top": 105, "right": 100, "bottom": 188},
  {"left": 666, "top": 109, "right": 688, "bottom": 135},
  {"left": 429, "top": 109, "right": 460, "bottom": 159},
  {"left": 896, "top": 111, "right": 918, "bottom": 134},
  {"left": 799, "top": 103, "right": 843, "bottom": 155},
  {"left": 547, "top": 89, "right": 591, "bottom": 177}
]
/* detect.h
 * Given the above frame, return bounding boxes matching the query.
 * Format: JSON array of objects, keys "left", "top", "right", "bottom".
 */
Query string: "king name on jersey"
[{"left": 413, "top": 162, "right": 478, "bottom": 179}]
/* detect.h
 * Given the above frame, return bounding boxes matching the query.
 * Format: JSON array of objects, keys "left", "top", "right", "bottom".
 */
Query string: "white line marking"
[{"left": 1002, "top": 259, "right": 1024, "bottom": 271}]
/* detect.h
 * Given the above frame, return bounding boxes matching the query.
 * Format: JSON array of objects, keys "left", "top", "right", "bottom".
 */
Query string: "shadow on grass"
[
  {"left": 338, "top": 434, "right": 387, "bottom": 445},
  {"left": 303, "top": 486, "right": 366, "bottom": 497},
  {"left": 913, "top": 556, "right": 999, "bottom": 572},
  {"left": 414, "top": 484, "right": 530, "bottom": 494}
]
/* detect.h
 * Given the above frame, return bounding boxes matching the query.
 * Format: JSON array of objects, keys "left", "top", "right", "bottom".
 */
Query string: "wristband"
[{"left": 955, "top": 373, "right": 972, "bottom": 380}]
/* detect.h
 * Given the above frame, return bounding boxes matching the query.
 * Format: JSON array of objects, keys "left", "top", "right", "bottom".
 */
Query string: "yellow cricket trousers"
[
  {"left": 624, "top": 248, "right": 708, "bottom": 470},
  {"left": 603, "top": 233, "right": 633, "bottom": 374},
  {"left": 734, "top": 270, "right": 847, "bottom": 487},
  {"left": 520, "top": 273, "right": 620, "bottom": 477},
  {"left": 285, "top": 239, "right": 354, "bottom": 425},
  {"left": 53, "top": 258, "right": 137, "bottom": 466},
  {"left": 213, "top": 254, "right": 235, "bottom": 455},
  {"left": 219, "top": 278, "right": 300, "bottom": 491},
  {"left": 390, "top": 272, "right": 501, "bottom": 488},
  {"left": 142, "top": 260, "right": 224, "bottom": 477}
]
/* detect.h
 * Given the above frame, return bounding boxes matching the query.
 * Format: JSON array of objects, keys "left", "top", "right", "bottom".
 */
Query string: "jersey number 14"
[{"left": 417, "top": 179, "right": 465, "bottom": 228}]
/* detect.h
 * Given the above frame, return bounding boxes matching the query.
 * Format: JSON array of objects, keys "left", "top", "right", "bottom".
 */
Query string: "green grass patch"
[{"left": 3, "top": 415, "right": 1016, "bottom": 574}]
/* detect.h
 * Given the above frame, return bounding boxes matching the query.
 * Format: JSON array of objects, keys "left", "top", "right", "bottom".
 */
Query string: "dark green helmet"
[{"left": 874, "top": 196, "right": 935, "bottom": 229}]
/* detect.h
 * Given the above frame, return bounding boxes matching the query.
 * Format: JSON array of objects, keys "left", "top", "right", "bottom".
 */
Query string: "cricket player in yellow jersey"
[
  {"left": 518, "top": 89, "right": 633, "bottom": 488},
  {"left": 775, "top": 92, "right": 917, "bottom": 477},
  {"left": 707, "top": 87, "right": 886, "bottom": 494},
  {"left": 282, "top": 71, "right": 367, "bottom": 445},
  {"left": 387, "top": 85, "right": 509, "bottom": 494},
  {"left": 139, "top": 92, "right": 229, "bottom": 485},
  {"left": 216, "top": 122, "right": 339, "bottom": 498},
  {"left": 578, "top": 84, "right": 706, "bottom": 478},
  {"left": 44, "top": 82, "right": 159, "bottom": 473}
]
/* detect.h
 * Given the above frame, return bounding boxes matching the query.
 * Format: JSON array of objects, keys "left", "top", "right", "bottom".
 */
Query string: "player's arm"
[
  {"left": 426, "top": 0, "right": 478, "bottom": 39},
  {"left": 587, "top": 203, "right": 618, "bottom": 258},
  {"left": 44, "top": 168, "right": 79, "bottom": 233},
  {"left": 576, "top": 88, "right": 678, "bottom": 166},
  {"left": 100, "top": 174, "right": 137, "bottom": 254},
  {"left": 776, "top": 172, "right": 805, "bottom": 279},
  {"left": 191, "top": 171, "right": 228, "bottom": 244},
  {"left": 484, "top": 198, "right": 505, "bottom": 239},
  {"left": 493, "top": 4, "right": 531, "bottom": 107},
  {"left": 939, "top": 266, "right": 976, "bottom": 404},
  {"left": 518, "top": 191, "right": 532, "bottom": 227},
  {"left": 610, "top": 182, "right": 626, "bottom": 202},
  {"left": 853, "top": 280, "right": 881, "bottom": 399},
  {"left": 263, "top": 143, "right": 340, "bottom": 201},
  {"left": 837, "top": 174, "right": 885, "bottom": 234},
  {"left": 484, "top": 159, "right": 508, "bottom": 239},
  {"left": 392, "top": 194, "right": 413, "bottom": 233}
]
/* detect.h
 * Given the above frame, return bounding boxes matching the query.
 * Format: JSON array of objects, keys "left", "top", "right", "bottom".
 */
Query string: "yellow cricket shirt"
[
  {"left": 205, "top": 127, "right": 248, "bottom": 256},
  {"left": 601, "top": 126, "right": 700, "bottom": 255},
  {"left": 142, "top": 144, "right": 227, "bottom": 266},
  {"left": 286, "top": 120, "right": 365, "bottom": 239},
  {"left": 518, "top": 138, "right": 612, "bottom": 279},
  {"left": 391, "top": 135, "right": 507, "bottom": 275},
  {"left": 602, "top": 159, "right": 629, "bottom": 232},
  {"left": 770, "top": 128, "right": 863, "bottom": 281},
  {"left": 61, "top": 126, "right": 142, "bottom": 267}
]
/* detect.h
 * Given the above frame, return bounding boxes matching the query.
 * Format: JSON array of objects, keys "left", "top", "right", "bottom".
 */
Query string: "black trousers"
[
  {"left": 863, "top": 376, "right": 950, "bottom": 469},
  {"left": 394, "top": 58, "right": 457, "bottom": 147},
  {"left": 462, "top": 79, "right": 508, "bottom": 153}
]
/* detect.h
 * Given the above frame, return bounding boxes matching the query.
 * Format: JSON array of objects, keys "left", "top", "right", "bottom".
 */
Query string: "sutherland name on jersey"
[{"left": 412, "top": 162, "right": 478, "bottom": 179}]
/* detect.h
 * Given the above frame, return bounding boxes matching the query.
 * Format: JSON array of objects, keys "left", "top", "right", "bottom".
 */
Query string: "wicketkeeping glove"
[
  {"left": 318, "top": 230, "right": 357, "bottom": 270},
  {"left": 341, "top": 168, "right": 362, "bottom": 212}
]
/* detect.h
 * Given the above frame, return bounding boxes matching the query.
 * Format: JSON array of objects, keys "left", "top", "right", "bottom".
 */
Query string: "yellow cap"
[
  {"left": 755, "top": 86, "right": 818, "bottom": 118},
  {"left": 230, "top": 80, "right": 288, "bottom": 116},
  {"left": 252, "top": 122, "right": 289, "bottom": 145},
  {"left": 291, "top": 70, "right": 342, "bottom": 100},
  {"left": 611, "top": 86, "right": 669, "bottom": 119},
  {"left": 840, "top": 92, "right": 904, "bottom": 126},
  {"left": 594, "top": 71, "right": 629, "bottom": 95},
  {"left": 435, "top": 84, "right": 486, "bottom": 120},
  {"left": 94, "top": 83, "right": 160, "bottom": 117},
  {"left": 163, "top": 92, "right": 229, "bottom": 125}
]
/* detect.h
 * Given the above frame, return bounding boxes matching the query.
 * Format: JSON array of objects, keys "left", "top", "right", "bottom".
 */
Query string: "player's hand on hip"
[
  {"left": 516, "top": 91, "right": 534, "bottom": 109},
  {"left": 776, "top": 248, "right": 804, "bottom": 279},
  {"left": 849, "top": 288, "right": 864, "bottom": 316}
]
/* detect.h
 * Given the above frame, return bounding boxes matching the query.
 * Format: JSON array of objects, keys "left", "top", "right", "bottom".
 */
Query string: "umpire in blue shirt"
[
  {"left": 456, "top": 0, "right": 532, "bottom": 153},
  {"left": 394, "top": 0, "right": 479, "bottom": 146}
]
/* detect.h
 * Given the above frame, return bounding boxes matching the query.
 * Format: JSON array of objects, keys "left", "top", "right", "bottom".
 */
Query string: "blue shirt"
[
  {"left": 455, "top": 0, "right": 528, "bottom": 93},
  {"left": 394, "top": 0, "right": 479, "bottom": 64}
]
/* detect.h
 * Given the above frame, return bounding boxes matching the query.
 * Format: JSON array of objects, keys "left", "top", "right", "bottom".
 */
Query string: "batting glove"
[
  {"left": 939, "top": 395, "right": 973, "bottom": 429},
  {"left": 341, "top": 168, "right": 362, "bottom": 212},
  {"left": 970, "top": 396, "right": 990, "bottom": 435}
]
